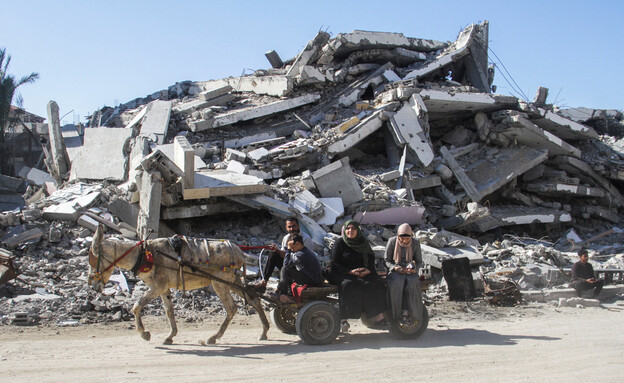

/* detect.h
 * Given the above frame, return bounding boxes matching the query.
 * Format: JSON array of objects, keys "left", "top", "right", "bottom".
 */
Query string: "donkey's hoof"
[
  {"left": 207, "top": 337, "right": 217, "bottom": 345},
  {"left": 163, "top": 338, "right": 173, "bottom": 345},
  {"left": 259, "top": 334, "right": 268, "bottom": 341},
  {"left": 141, "top": 331, "right": 151, "bottom": 341}
]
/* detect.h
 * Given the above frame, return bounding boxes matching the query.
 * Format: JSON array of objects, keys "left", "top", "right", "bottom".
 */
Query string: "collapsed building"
[{"left": 2, "top": 21, "right": 624, "bottom": 325}]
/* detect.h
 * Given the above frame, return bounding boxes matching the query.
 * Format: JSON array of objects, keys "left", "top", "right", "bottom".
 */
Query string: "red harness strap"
[{"left": 100, "top": 240, "right": 145, "bottom": 274}]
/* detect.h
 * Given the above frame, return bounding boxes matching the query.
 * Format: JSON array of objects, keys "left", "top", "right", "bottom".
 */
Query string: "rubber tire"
[
  {"left": 389, "top": 305, "right": 429, "bottom": 340},
  {"left": 295, "top": 301, "right": 340, "bottom": 345},
  {"left": 271, "top": 306, "right": 297, "bottom": 334}
]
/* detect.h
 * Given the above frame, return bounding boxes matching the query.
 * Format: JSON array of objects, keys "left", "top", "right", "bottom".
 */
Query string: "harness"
[
  {"left": 130, "top": 248, "right": 154, "bottom": 274},
  {"left": 91, "top": 240, "right": 144, "bottom": 281}
]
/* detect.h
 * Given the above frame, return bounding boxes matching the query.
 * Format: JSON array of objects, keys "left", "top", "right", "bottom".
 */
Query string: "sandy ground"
[{"left": 1, "top": 301, "right": 623, "bottom": 383}]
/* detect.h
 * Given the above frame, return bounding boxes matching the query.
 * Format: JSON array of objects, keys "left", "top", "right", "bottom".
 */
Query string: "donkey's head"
[{"left": 88, "top": 224, "right": 114, "bottom": 293}]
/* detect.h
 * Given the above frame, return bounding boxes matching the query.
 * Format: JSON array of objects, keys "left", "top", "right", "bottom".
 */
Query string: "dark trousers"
[
  {"left": 277, "top": 266, "right": 319, "bottom": 294},
  {"left": 572, "top": 279, "right": 604, "bottom": 297},
  {"left": 336, "top": 274, "right": 386, "bottom": 319},
  {"left": 262, "top": 252, "right": 283, "bottom": 282}
]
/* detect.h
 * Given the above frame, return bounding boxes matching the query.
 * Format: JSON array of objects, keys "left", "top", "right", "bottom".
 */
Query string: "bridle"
[{"left": 89, "top": 240, "right": 144, "bottom": 282}]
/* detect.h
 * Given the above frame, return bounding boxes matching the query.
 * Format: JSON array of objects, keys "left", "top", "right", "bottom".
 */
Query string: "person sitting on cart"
[
  {"left": 329, "top": 220, "right": 387, "bottom": 332},
  {"left": 250, "top": 216, "right": 313, "bottom": 291},
  {"left": 274, "top": 233, "right": 323, "bottom": 304},
  {"left": 384, "top": 223, "right": 424, "bottom": 325}
]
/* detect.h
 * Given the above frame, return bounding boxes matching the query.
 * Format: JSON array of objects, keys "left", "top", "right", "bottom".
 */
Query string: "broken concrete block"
[
  {"left": 71, "top": 127, "right": 134, "bottom": 182},
  {"left": 108, "top": 197, "right": 139, "bottom": 229},
  {"left": 316, "top": 197, "right": 344, "bottom": 225},
  {"left": 525, "top": 181, "right": 605, "bottom": 198},
  {"left": 265, "top": 50, "right": 284, "bottom": 68},
  {"left": 388, "top": 94, "right": 434, "bottom": 166},
  {"left": 290, "top": 190, "right": 324, "bottom": 219},
  {"left": 336, "top": 116, "right": 360, "bottom": 133},
  {"left": 380, "top": 170, "right": 401, "bottom": 182},
  {"left": 297, "top": 66, "right": 327, "bottom": 85},
  {"left": 77, "top": 214, "right": 100, "bottom": 232},
  {"left": 247, "top": 147, "right": 269, "bottom": 162},
  {"left": 1, "top": 227, "right": 44, "bottom": 249},
  {"left": 60, "top": 124, "right": 83, "bottom": 164},
  {"left": 225, "top": 148, "right": 247, "bottom": 162},
  {"left": 42, "top": 191, "right": 101, "bottom": 221},
  {"left": 226, "top": 160, "right": 248, "bottom": 174},
  {"left": 286, "top": 31, "right": 330, "bottom": 77},
  {"left": 155, "top": 142, "right": 206, "bottom": 172},
  {"left": 213, "top": 93, "right": 321, "bottom": 128},
  {"left": 327, "top": 111, "right": 384, "bottom": 154},
  {"left": 174, "top": 136, "right": 195, "bottom": 189},
  {"left": 420, "top": 243, "right": 484, "bottom": 269},
  {"left": 198, "top": 85, "right": 233, "bottom": 101},
  {"left": 312, "top": 157, "right": 363, "bottom": 207},
  {"left": 498, "top": 115, "right": 581, "bottom": 157},
  {"left": 420, "top": 89, "right": 518, "bottom": 121},
  {"left": 140, "top": 100, "right": 172, "bottom": 144},
  {"left": 408, "top": 175, "right": 441, "bottom": 190},
  {"left": 353, "top": 205, "right": 425, "bottom": 226},
  {"left": 227, "top": 75, "right": 292, "bottom": 97},
  {"left": 17, "top": 166, "right": 56, "bottom": 186}
]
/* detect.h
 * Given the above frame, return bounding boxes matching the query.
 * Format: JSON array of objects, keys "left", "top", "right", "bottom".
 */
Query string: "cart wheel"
[
  {"left": 389, "top": 305, "right": 429, "bottom": 340},
  {"left": 295, "top": 301, "right": 340, "bottom": 345},
  {"left": 271, "top": 306, "right": 297, "bottom": 334}
]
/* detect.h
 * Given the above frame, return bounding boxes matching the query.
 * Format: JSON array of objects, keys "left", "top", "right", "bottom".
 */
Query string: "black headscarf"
[{"left": 342, "top": 220, "right": 374, "bottom": 265}]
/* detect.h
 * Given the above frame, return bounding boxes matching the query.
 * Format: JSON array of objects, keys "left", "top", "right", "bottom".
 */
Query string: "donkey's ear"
[{"left": 93, "top": 224, "right": 104, "bottom": 246}]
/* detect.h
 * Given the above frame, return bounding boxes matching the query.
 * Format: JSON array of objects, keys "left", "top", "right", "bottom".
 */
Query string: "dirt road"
[{"left": 1, "top": 302, "right": 623, "bottom": 382}]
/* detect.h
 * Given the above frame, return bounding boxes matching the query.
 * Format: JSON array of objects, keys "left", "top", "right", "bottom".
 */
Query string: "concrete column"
[
  {"left": 46, "top": 101, "right": 70, "bottom": 181},
  {"left": 137, "top": 170, "right": 162, "bottom": 240},
  {"left": 174, "top": 136, "right": 194, "bottom": 189}
]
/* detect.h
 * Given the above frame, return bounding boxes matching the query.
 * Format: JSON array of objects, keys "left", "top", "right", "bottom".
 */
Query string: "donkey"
[{"left": 87, "top": 225, "right": 270, "bottom": 345}]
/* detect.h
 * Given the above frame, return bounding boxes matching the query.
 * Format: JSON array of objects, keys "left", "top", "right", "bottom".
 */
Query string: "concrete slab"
[
  {"left": 403, "top": 23, "right": 477, "bottom": 80},
  {"left": 229, "top": 76, "right": 292, "bottom": 97},
  {"left": 327, "top": 111, "right": 384, "bottom": 154},
  {"left": 18, "top": 166, "right": 57, "bottom": 186},
  {"left": 389, "top": 94, "right": 434, "bottom": 166},
  {"left": 525, "top": 107, "right": 599, "bottom": 140},
  {"left": 465, "top": 205, "right": 573, "bottom": 233},
  {"left": 286, "top": 31, "right": 330, "bottom": 77},
  {"left": 318, "top": 30, "right": 445, "bottom": 65},
  {"left": 353, "top": 205, "right": 425, "bottom": 225},
  {"left": 71, "top": 127, "right": 134, "bottom": 181},
  {"left": 60, "top": 124, "right": 83, "bottom": 163},
  {"left": 312, "top": 157, "right": 363, "bottom": 207},
  {"left": 46, "top": 101, "right": 70, "bottom": 180},
  {"left": 183, "top": 170, "right": 268, "bottom": 200},
  {"left": 290, "top": 190, "right": 324, "bottom": 218},
  {"left": 198, "top": 85, "right": 233, "bottom": 101},
  {"left": 419, "top": 89, "right": 518, "bottom": 121},
  {"left": 464, "top": 146, "right": 549, "bottom": 201},
  {"left": 108, "top": 197, "right": 139, "bottom": 228},
  {"left": 407, "top": 175, "right": 441, "bottom": 190},
  {"left": 42, "top": 191, "right": 101, "bottom": 221},
  {"left": 499, "top": 115, "right": 581, "bottom": 158},
  {"left": 137, "top": 170, "right": 162, "bottom": 239},
  {"left": 140, "top": 100, "right": 172, "bottom": 144},
  {"left": 525, "top": 181, "right": 605, "bottom": 197},
  {"left": 212, "top": 93, "right": 320, "bottom": 128},
  {"left": 552, "top": 155, "right": 624, "bottom": 207}
]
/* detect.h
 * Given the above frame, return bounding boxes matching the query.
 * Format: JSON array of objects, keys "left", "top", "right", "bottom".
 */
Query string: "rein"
[{"left": 92, "top": 240, "right": 144, "bottom": 280}]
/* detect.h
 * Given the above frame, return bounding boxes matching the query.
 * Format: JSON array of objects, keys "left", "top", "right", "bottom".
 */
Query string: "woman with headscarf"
[
  {"left": 384, "top": 223, "right": 424, "bottom": 325},
  {"left": 329, "top": 220, "right": 387, "bottom": 332}
]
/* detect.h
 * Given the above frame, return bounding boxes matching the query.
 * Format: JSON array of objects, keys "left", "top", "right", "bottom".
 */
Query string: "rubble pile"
[{"left": 2, "top": 21, "right": 624, "bottom": 325}]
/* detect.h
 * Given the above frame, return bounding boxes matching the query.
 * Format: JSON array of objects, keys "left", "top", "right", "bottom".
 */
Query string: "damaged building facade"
[{"left": 2, "top": 21, "right": 624, "bottom": 325}]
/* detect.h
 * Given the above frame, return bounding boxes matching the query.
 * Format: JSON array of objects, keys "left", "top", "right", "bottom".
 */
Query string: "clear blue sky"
[{"left": 2, "top": 0, "right": 623, "bottom": 124}]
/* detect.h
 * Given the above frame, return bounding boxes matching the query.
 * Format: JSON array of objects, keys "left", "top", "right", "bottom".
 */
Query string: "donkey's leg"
[
  {"left": 132, "top": 287, "right": 162, "bottom": 341},
  {"left": 161, "top": 290, "right": 178, "bottom": 345},
  {"left": 233, "top": 288, "right": 270, "bottom": 341},
  {"left": 206, "top": 282, "right": 237, "bottom": 344}
]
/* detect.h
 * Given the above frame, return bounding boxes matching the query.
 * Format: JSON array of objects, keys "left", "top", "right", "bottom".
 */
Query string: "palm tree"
[{"left": 0, "top": 48, "right": 39, "bottom": 174}]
